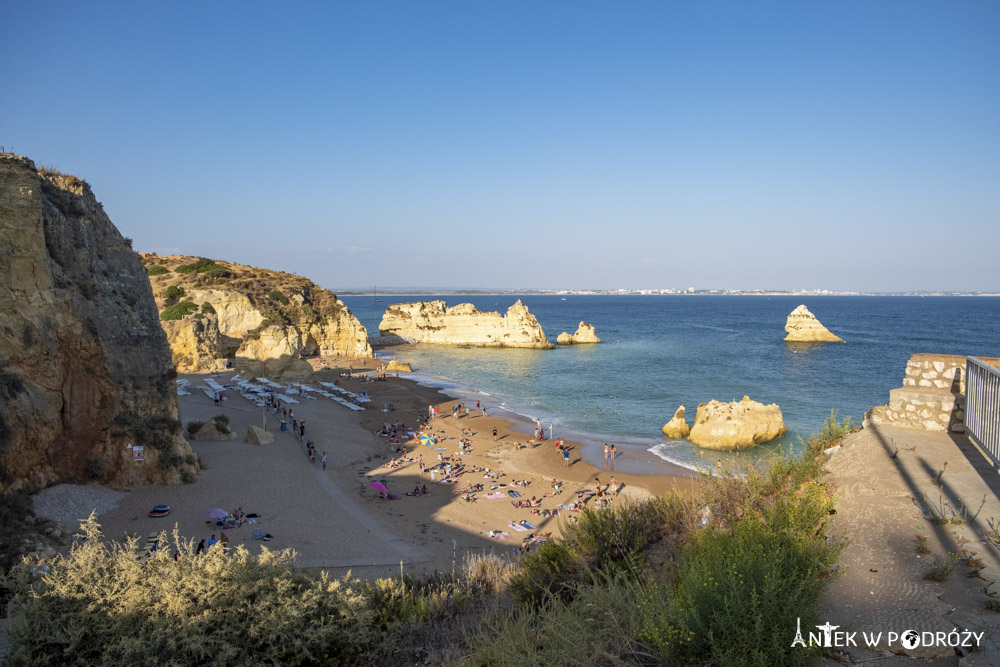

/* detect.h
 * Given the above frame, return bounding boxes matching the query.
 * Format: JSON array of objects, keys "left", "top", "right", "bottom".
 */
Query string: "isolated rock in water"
[
  {"left": 688, "top": 396, "right": 787, "bottom": 450},
  {"left": 384, "top": 360, "right": 412, "bottom": 372},
  {"left": 378, "top": 300, "right": 555, "bottom": 349},
  {"left": 571, "top": 321, "right": 601, "bottom": 344},
  {"left": 784, "top": 305, "right": 843, "bottom": 343},
  {"left": 0, "top": 154, "right": 197, "bottom": 494},
  {"left": 661, "top": 405, "right": 691, "bottom": 438},
  {"left": 245, "top": 426, "right": 274, "bottom": 446},
  {"left": 557, "top": 322, "right": 601, "bottom": 345}
]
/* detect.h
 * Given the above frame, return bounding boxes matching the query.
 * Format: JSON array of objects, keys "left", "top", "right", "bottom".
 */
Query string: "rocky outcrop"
[
  {"left": 0, "top": 155, "right": 197, "bottom": 494},
  {"left": 661, "top": 405, "right": 690, "bottom": 438},
  {"left": 688, "top": 396, "right": 787, "bottom": 450},
  {"left": 385, "top": 360, "right": 412, "bottom": 372},
  {"left": 784, "top": 305, "right": 843, "bottom": 343},
  {"left": 234, "top": 326, "right": 315, "bottom": 381},
  {"left": 245, "top": 426, "right": 274, "bottom": 446},
  {"left": 160, "top": 316, "right": 225, "bottom": 373},
  {"left": 144, "top": 255, "right": 372, "bottom": 378},
  {"left": 558, "top": 321, "right": 602, "bottom": 345},
  {"left": 378, "top": 300, "right": 555, "bottom": 349},
  {"left": 187, "top": 420, "right": 235, "bottom": 441}
]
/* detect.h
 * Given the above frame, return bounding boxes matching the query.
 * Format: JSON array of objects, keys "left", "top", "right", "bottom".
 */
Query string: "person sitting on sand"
[{"left": 413, "top": 485, "right": 421, "bottom": 496}]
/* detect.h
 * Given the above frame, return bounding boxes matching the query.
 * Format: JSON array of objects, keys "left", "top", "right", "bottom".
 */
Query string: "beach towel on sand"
[
  {"left": 510, "top": 522, "right": 529, "bottom": 532},
  {"left": 519, "top": 520, "right": 537, "bottom": 529},
  {"left": 488, "top": 531, "right": 510, "bottom": 539},
  {"left": 508, "top": 490, "right": 522, "bottom": 498},
  {"left": 485, "top": 492, "right": 508, "bottom": 500}
]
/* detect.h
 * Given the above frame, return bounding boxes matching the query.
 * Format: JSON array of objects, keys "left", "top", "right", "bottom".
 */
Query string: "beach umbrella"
[
  {"left": 419, "top": 433, "right": 437, "bottom": 447},
  {"left": 369, "top": 481, "right": 388, "bottom": 494},
  {"left": 204, "top": 509, "right": 227, "bottom": 519}
]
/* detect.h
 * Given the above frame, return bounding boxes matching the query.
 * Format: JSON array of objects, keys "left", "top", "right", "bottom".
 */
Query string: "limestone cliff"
[
  {"left": 557, "top": 321, "right": 602, "bottom": 345},
  {"left": 688, "top": 396, "right": 787, "bottom": 450},
  {"left": 378, "top": 300, "right": 555, "bottom": 349},
  {"left": 160, "top": 315, "right": 224, "bottom": 373},
  {"left": 142, "top": 254, "right": 372, "bottom": 378},
  {"left": 0, "top": 155, "right": 197, "bottom": 494},
  {"left": 784, "top": 305, "right": 843, "bottom": 343}
]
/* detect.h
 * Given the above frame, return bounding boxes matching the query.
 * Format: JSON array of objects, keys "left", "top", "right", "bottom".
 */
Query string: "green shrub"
[
  {"left": 185, "top": 421, "right": 204, "bottom": 437},
  {"left": 164, "top": 285, "right": 184, "bottom": 300},
  {"left": 180, "top": 470, "right": 197, "bottom": 484},
  {"left": 211, "top": 414, "right": 230, "bottom": 429},
  {"left": 637, "top": 483, "right": 840, "bottom": 667},
  {"left": 215, "top": 278, "right": 227, "bottom": 285},
  {"left": 201, "top": 302, "right": 216, "bottom": 314},
  {"left": 174, "top": 257, "right": 215, "bottom": 274},
  {"left": 267, "top": 289, "right": 289, "bottom": 304},
  {"left": 146, "top": 265, "right": 169, "bottom": 276},
  {"left": 262, "top": 309, "right": 288, "bottom": 327},
  {"left": 160, "top": 301, "right": 198, "bottom": 320},
  {"left": 2, "top": 517, "right": 379, "bottom": 665}
]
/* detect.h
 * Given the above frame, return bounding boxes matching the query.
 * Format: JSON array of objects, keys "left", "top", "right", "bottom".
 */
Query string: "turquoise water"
[{"left": 343, "top": 296, "right": 1000, "bottom": 474}]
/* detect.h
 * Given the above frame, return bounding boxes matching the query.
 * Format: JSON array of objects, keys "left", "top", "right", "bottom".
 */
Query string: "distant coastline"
[{"left": 339, "top": 289, "right": 1000, "bottom": 297}]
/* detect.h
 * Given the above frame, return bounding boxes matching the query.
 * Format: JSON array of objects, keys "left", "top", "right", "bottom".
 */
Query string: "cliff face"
[
  {"left": 0, "top": 155, "right": 197, "bottom": 494},
  {"left": 143, "top": 255, "right": 372, "bottom": 378},
  {"left": 784, "top": 305, "right": 843, "bottom": 343},
  {"left": 378, "top": 300, "right": 555, "bottom": 349},
  {"left": 160, "top": 316, "right": 224, "bottom": 373}
]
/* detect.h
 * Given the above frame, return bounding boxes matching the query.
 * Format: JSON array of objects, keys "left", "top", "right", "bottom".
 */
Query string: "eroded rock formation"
[
  {"left": 378, "top": 300, "right": 555, "bottom": 349},
  {"left": 784, "top": 305, "right": 843, "bottom": 343},
  {"left": 143, "top": 255, "right": 372, "bottom": 378},
  {"left": 0, "top": 155, "right": 197, "bottom": 493},
  {"left": 688, "top": 396, "right": 787, "bottom": 450},
  {"left": 161, "top": 316, "right": 225, "bottom": 373},
  {"left": 558, "top": 321, "right": 602, "bottom": 345},
  {"left": 385, "top": 360, "right": 412, "bottom": 372},
  {"left": 661, "top": 405, "right": 690, "bottom": 438}
]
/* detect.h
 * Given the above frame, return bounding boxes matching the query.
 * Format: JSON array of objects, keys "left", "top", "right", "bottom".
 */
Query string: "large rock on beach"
[
  {"left": 385, "top": 360, "right": 412, "bottom": 372},
  {"left": 557, "top": 321, "right": 602, "bottom": 345},
  {"left": 188, "top": 420, "right": 235, "bottom": 441},
  {"left": 245, "top": 426, "right": 274, "bottom": 446},
  {"left": 784, "top": 305, "right": 843, "bottom": 343},
  {"left": 0, "top": 154, "right": 198, "bottom": 493},
  {"left": 661, "top": 405, "right": 691, "bottom": 438},
  {"left": 688, "top": 396, "right": 787, "bottom": 450},
  {"left": 378, "top": 300, "right": 555, "bottom": 349}
]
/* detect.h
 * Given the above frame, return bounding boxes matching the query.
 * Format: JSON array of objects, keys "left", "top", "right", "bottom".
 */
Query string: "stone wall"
[{"left": 867, "top": 354, "right": 1000, "bottom": 434}]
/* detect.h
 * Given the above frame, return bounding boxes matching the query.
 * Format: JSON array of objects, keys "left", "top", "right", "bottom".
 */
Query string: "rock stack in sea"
[
  {"left": 661, "top": 405, "right": 690, "bottom": 438},
  {"left": 143, "top": 254, "right": 372, "bottom": 378},
  {"left": 688, "top": 396, "right": 787, "bottom": 450},
  {"left": 557, "top": 321, "right": 602, "bottom": 345},
  {"left": 0, "top": 154, "right": 198, "bottom": 493},
  {"left": 378, "top": 300, "right": 555, "bottom": 349},
  {"left": 784, "top": 304, "right": 843, "bottom": 342}
]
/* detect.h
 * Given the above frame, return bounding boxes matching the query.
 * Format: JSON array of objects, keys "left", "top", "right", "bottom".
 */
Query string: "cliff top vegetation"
[{"left": 140, "top": 253, "right": 347, "bottom": 327}]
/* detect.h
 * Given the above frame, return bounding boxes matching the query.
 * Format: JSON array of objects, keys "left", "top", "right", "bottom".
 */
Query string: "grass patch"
[
  {"left": 146, "top": 264, "right": 169, "bottom": 276},
  {"left": 160, "top": 301, "right": 197, "bottom": 321},
  {"left": 924, "top": 552, "right": 961, "bottom": 581}
]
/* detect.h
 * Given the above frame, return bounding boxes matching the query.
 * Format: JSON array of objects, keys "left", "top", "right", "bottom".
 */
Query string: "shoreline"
[
  {"left": 372, "top": 348, "right": 706, "bottom": 477},
  {"left": 74, "top": 354, "right": 701, "bottom": 578}
]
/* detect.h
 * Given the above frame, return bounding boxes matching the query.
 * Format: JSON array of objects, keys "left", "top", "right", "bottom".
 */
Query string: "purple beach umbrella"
[
  {"left": 369, "top": 481, "right": 388, "bottom": 495},
  {"left": 204, "top": 509, "right": 228, "bottom": 519}
]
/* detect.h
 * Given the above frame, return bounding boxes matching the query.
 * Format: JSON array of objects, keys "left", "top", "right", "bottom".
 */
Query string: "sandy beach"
[{"left": 84, "top": 354, "right": 700, "bottom": 579}]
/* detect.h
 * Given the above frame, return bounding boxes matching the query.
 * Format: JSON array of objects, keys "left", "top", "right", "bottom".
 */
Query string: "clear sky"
[{"left": 3, "top": 2, "right": 998, "bottom": 292}]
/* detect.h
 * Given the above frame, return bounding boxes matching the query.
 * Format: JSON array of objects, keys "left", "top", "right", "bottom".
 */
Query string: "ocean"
[{"left": 342, "top": 295, "right": 1000, "bottom": 474}]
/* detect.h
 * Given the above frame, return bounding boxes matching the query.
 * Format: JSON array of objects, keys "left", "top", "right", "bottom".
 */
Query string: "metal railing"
[{"left": 965, "top": 357, "right": 1000, "bottom": 468}]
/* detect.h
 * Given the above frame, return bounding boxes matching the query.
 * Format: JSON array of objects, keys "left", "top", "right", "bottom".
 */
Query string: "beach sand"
[{"left": 91, "top": 355, "right": 701, "bottom": 579}]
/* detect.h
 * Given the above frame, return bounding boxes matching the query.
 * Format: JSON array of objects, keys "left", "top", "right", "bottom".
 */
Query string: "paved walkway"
[{"left": 820, "top": 424, "right": 1000, "bottom": 665}]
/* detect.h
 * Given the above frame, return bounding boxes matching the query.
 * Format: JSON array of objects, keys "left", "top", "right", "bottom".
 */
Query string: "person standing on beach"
[
  {"left": 493, "top": 426, "right": 498, "bottom": 441},
  {"left": 563, "top": 448, "right": 570, "bottom": 468},
  {"left": 609, "top": 444, "right": 617, "bottom": 468},
  {"left": 604, "top": 443, "right": 609, "bottom": 463},
  {"left": 321, "top": 452, "right": 327, "bottom": 470},
  {"left": 196, "top": 539, "right": 205, "bottom": 555},
  {"left": 429, "top": 404, "right": 434, "bottom": 420}
]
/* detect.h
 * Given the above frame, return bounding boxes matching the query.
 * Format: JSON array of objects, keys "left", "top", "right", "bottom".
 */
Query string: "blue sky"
[{"left": 4, "top": 2, "right": 998, "bottom": 292}]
